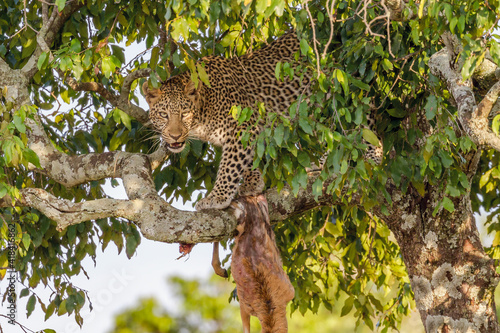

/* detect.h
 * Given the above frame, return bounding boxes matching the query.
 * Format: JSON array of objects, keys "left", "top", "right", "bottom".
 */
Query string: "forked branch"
[{"left": 429, "top": 48, "right": 500, "bottom": 152}]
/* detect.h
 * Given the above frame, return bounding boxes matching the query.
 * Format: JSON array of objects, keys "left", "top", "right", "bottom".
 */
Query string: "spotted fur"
[
  {"left": 143, "top": 31, "right": 383, "bottom": 210},
  {"left": 143, "top": 31, "right": 306, "bottom": 210}
]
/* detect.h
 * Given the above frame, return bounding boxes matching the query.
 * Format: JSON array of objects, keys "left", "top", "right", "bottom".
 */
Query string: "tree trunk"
[{"left": 385, "top": 188, "right": 499, "bottom": 332}]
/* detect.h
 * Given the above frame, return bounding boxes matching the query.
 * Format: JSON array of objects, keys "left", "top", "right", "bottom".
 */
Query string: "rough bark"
[
  {"left": 429, "top": 49, "right": 500, "bottom": 153},
  {"left": 383, "top": 187, "right": 499, "bottom": 332}
]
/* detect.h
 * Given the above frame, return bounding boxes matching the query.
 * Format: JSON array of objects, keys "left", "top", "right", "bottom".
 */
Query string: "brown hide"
[{"left": 230, "top": 195, "right": 295, "bottom": 333}]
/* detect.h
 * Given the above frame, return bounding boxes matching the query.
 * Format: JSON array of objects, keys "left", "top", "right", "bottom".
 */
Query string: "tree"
[{"left": 0, "top": 0, "right": 499, "bottom": 332}]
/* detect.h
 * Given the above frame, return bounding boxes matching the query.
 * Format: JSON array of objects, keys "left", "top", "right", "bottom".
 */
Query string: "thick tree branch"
[
  {"left": 475, "top": 80, "right": 500, "bottom": 119},
  {"left": 119, "top": 68, "right": 152, "bottom": 105},
  {"left": 474, "top": 55, "right": 500, "bottom": 98},
  {"left": 429, "top": 48, "right": 500, "bottom": 152},
  {"left": 2, "top": 188, "right": 237, "bottom": 244},
  {"left": 0, "top": 57, "right": 30, "bottom": 106},
  {"left": 0, "top": 173, "right": 339, "bottom": 243},
  {"left": 25, "top": 116, "right": 167, "bottom": 187}
]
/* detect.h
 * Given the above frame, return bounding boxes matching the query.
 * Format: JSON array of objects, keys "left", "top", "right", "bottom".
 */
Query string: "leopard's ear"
[
  {"left": 184, "top": 80, "right": 202, "bottom": 107},
  {"left": 142, "top": 81, "right": 162, "bottom": 107}
]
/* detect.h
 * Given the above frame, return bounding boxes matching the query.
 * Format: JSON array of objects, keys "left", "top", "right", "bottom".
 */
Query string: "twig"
[
  {"left": 380, "top": 0, "right": 395, "bottom": 58},
  {"left": 304, "top": 0, "right": 321, "bottom": 79},
  {"left": 322, "top": 0, "right": 337, "bottom": 59},
  {"left": 0, "top": 315, "right": 37, "bottom": 333},
  {"left": 394, "top": 50, "right": 421, "bottom": 62}
]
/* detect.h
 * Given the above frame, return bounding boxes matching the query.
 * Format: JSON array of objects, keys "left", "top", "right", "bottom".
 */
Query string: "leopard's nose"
[{"left": 170, "top": 134, "right": 181, "bottom": 140}]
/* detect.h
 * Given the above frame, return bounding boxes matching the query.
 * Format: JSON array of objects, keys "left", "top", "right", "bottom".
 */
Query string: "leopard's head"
[{"left": 143, "top": 77, "right": 202, "bottom": 153}]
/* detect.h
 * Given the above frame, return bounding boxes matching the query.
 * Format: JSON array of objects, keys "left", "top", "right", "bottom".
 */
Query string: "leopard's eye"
[
  {"left": 181, "top": 111, "right": 190, "bottom": 118},
  {"left": 158, "top": 112, "right": 169, "bottom": 119}
]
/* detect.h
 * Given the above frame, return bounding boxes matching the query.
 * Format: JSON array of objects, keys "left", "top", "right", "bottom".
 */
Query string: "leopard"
[
  {"left": 143, "top": 30, "right": 383, "bottom": 210},
  {"left": 143, "top": 30, "right": 308, "bottom": 210}
]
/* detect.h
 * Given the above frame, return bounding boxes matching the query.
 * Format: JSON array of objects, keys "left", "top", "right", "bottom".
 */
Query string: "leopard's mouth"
[{"left": 166, "top": 141, "right": 185, "bottom": 152}]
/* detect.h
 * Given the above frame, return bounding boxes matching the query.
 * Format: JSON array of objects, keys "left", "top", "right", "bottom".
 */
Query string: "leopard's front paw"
[
  {"left": 238, "top": 173, "right": 265, "bottom": 197},
  {"left": 195, "top": 195, "right": 232, "bottom": 211}
]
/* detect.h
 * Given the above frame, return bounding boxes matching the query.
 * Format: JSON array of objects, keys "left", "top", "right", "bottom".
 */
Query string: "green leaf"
[
  {"left": 462, "top": 57, "right": 474, "bottom": 80},
  {"left": 20, "top": 288, "right": 30, "bottom": 298},
  {"left": 442, "top": 196, "right": 455, "bottom": 213},
  {"left": 83, "top": 50, "right": 93, "bottom": 69},
  {"left": 267, "top": 143, "right": 277, "bottom": 159},
  {"left": 255, "top": 0, "right": 268, "bottom": 14},
  {"left": 340, "top": 160, "right": 348, "bottom": 174},
  {"left": 450, "top": 17, "right": 458, "bottom": 33},
  {"left": 492, "top": 114, "right": 500, "bottom": 135},
  {"left": 58, "top": 300, "right": 67, "bottom": 316},
  {"left": 299, "top": 118, "right": 313, "bottom": 135},
  {"left": 458, "top": 15, "right": 465, "bottom": 33},
  {"left": 126, "top": 234, "right": 138, "bottom": 259},
  {"left": 300, "top": 38, "right": 309, "bottom": 56},
  {"left": 69, "top": 39, "right": 81, "bottom": 53},
  {"left": 282, "top": 155, "right": 292, "bottom": 173},
  {"left": 350, "top": 77, "right": 370, "bottom": 91},
  {"left": 45, "top": 302, "right": 55, "bottom": 321},
  {"left": 59, "top": 56, "right": 72, "bottom": 72},
  {"left": 336, "top": 69, "right": 349, "bottom": 96},
  {"left": 13, "top": 115, "right": 26, "bottom": 133},
  {"left": 0, "top": 186, "right": 7, "bottom": 199},
  {"left": 297, "top": 151, "right": 310, "bottom": 167},
  {"left": 275, "top": 62, "right": 281, "bottom": 81},
  {"left": 341, "top": 296, "right": 354, "bottom": 317},
  {"left": 446, "top": 184, "right": 461, "bottom": 197},
  {"left": 150, "top": 47, "right": 160, "bottom": 70},
  {"left": 27, "top": 295, "right": 36, "bottom": 318},
  {"left": 274, "top": 124, "right": 284, "bottom": 146},
  {"left": 382, "top": 58, "right": 393, "bottom": 71},
  {"left": 171, "top": 18, "right": 189, "bottom": 40},
  {"left": 256, "top": 139, "right": 265, "bottom": 158},
  {"left": 386, "top": 108, "right": 406, "bottom": 118},
  {"left": 425, "top": 95, "right": 438, "bottom": 120},
  {"left": 312, "top": 178, "right": 323, "bottom": 197},
  {"left": 150, "top": 72, "right": 160, "bottom": 88},
  {"left": 362, "top": 128, "right": 380, "bottom": 147},
  {"left": 22, "top": 233, "right": 30, "bottom": 249},
  {"left": 73, "top": 63, "right": 84, "bottom": 80},
  {"left": 197, "top": 63, "right": 211, "bottom": 87},
  {"left": 101, "top": 57, "right": 115, "bottom": 78},
  {"left": 37, "top": 52, "right": 49, "bottom": 70},
  {"left": 55, "top": 0, "right": 66, "bottom": 12},
  {"left": 438, "top": 150, "right": 454, "bottom": 168},
  {"left": 479, "top": 169, "right": 492, "bottom": 188}
]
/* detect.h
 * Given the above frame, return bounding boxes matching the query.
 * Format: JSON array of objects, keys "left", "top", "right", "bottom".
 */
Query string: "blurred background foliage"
[{"left": 108, "top": 274, "right": 425, "bottom": 333}]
